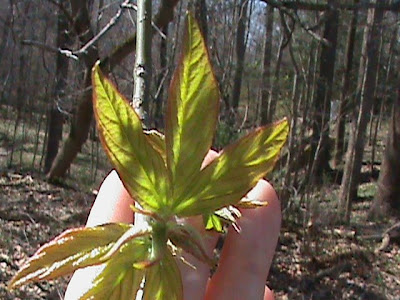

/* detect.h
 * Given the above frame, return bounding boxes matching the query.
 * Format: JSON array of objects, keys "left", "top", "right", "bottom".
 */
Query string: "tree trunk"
[
  {"left": 194, "top": 0, "right": 208, "bottom": 42},
  {"left": 333, "top": 0, "right": 359, "bottom": 168},
  {"left": 310, "top": 0, "right": 339, "bottom": 182},
  {"left": 266, "top": 17, "right": 287, "bottom": 124},
  {"left": 339, "top": 1, "right": 386, "bottom": 221},
  {"left": 153, "top": 26, "right": 168, "bottom": 129},
  {"left": 132, "top": 0, "right": 152, "bottom": 124},
  {"left": 46, "top": 0, "right": 99, "bottom": 179},
  {"left": 0, "top": 9, "right": 11, "bottom": 62},
  {"left": 44, "top": 5, "right": 71, "bottom": 173},
  {"left": 369, "top": 25, "right": 397, "bottom": 174},
  {"left": 369, "top": 83, "right": 400, "bottom": 219},
  {"left": 283, "top": 40, "right": 302, "bottom": 202},
  {"left": 260, "top": 5, "right": 274, "bottom": 125},
  {"left": 231, "top": 0, "right": 249, "bottom": 112},
  {"left": 47, "top": 0, "right": 180, "bottom": 179}
]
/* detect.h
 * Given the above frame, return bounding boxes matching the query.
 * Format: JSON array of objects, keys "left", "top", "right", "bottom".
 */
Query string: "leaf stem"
[
  {"left": 133, "top": 0, "right": 153, "bottom": 233},
  {"left": 132, "top": 0, "right": 152, "bottom": 127}
]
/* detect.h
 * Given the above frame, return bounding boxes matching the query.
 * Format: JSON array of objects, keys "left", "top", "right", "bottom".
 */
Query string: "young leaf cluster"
[{"left": 9, "top": 14, "right": 288, "bottom": 299}]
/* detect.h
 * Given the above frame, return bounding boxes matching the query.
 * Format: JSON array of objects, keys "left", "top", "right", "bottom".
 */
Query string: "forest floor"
[
  {"left": 0, "top": 170, "right": 399, "bottom": 300},
  {"left": 0, "top": 109, "right": 399, "bottom": 299}
]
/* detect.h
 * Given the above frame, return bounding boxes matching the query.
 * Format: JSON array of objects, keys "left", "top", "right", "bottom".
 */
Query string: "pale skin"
[{"left": 65, "top": 150, "right": 281, "bottom": 300}]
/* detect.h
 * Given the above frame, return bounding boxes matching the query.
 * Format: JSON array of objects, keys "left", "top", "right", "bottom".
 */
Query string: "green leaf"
[
  {"left": 80, "top": 237, "right": 150, "bottom": 300},
  {"left": 142, "top": 250, "right": 183, "bottom": 300},
  {"left": 165, "top": 13, "right": 220, "bottom": 206},
  {"left": 144, "top": 130, "right": 166, "bottom": 163},
  {"left": 8, "top": 223, "right": 131, "bottom": 289},
  {"left": 92, "top": 63, "right": 169, "bottom": 212},
  {"left": 204, "top": 206, "right": 241, "bottom": 232},
  {"left": 175, "top": 119, "right": 289, "bottom": 216},
  {"left": 204, "top": 214, "right": 224, "bottom": 232}
]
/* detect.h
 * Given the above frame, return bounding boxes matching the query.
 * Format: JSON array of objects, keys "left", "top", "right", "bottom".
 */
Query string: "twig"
[
  {"left": 74, "top": 0, "right": 131, "bottom": 56},
  {"left": 133, "top": 0, "right": 152, "bottom": 230},
  {"left": 121, "top": 2, "right": 167, "bottom": 39},
  {"left": 22, "top": 0, "right": 131, "bottom": 60},
  {"left": 153, "top": 68, "right": 169, "bottom": 101},
  {"left": 21, "top": 40, "right": 78, "bottom": 60}
]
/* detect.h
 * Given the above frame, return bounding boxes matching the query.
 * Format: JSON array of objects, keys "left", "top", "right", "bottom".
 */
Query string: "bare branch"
[
  {"left": 22, "top": 0, "right": 131, "bottom": 61},
  {"left": 74, "top": 0, "right": 130, "bottom": 56},
  {"left": 21, "top": 40, "right": 78, "bottom": 60},
  {"left": 121, "top": 2, "right": 167, "bottom": 39},
  {"left": 261, "top": 0, "right": 400, "bottom": 12}
]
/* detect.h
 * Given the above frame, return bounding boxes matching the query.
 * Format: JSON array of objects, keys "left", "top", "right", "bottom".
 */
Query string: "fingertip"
[
  {"left": 264, "top": 286, "right": 275, "bottom": 300},
  {"left": 246, "top": 179, "right": 281, "bottom": 230},
  {"left": 201, "top": 149, "right": 219, "bottom": 169},
  {"left": 206, "top": 180, "right": 281, "bottom": 299},
  {"left": 86, "top": 170, "right": 134, "bottom": 226}
]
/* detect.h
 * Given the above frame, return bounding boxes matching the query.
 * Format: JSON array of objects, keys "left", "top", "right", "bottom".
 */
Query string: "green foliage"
[{"left": 9, "top": 13, "right": 288, "bottom": 299}]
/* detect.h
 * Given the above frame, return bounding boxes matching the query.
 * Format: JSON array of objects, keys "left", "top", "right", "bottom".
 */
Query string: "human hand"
[{"left": 65, "top": 150, "right": 281, "bottom": 300}]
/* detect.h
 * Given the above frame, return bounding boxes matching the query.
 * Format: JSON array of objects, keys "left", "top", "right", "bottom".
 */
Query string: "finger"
[
  {"left": 178, "top": 149, "right": 220, "bottom": 300},
  {"left": 86, "top": 170, "right": 134, "bottom": 226},
  {"left": 177, "top": 216, "right": 219, "bottom": 300},
  {"left": 65, "top": 170, "right": 133, "bottom": 299},
  {"left": 205, "top": 180, "right": 281, "bottom": 300},
  {"left": 264, "top": 286, "right": 275, "bottom": 300}
]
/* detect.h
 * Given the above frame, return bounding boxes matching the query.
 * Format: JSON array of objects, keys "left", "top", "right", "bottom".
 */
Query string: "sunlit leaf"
[
  {"left": 142, "top": 250, "right": 183, "bottom": 300},
  {"left": 175, "top": 119, "right": 289, "bottom": 216},
  {"left": 204, "top": 206, "right": 241, "bottom": 232},
  {"left": 10, "top": 14, "right": 289, "bottom": 300},
  {"left": 8, "top": 224, "right": 131, "bottom": 289},
  {"left": 204, "top": 214, "right": 224, "bottom": 232},
  {"left": 80, "top": 237, "right": 150, "bottom": 300},
  {"left": 165, "top": 13, "right": 220, "bottom": 206},
  {"left": 144, "top": 130, "right": 166, "bottom": 163},
  {"left": 92, "top": 63, "right": 169, "bottom": 212}
]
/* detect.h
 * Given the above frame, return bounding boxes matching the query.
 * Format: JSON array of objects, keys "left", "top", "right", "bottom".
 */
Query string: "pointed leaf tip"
[
  {"left": 165, "top": 13, "right": 220, "bottom": 206},
  {"left": 175, "top": 118, "right": 289, "bottom": 216},
  {"left": 92, "top": 65, "right": 169, "bottom": 212},
  {"left": 8, "top": 224, "right": 131, "bottom": 290}
]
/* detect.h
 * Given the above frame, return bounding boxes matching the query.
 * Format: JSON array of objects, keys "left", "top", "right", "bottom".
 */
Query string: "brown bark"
[
  {"left": 283, "top": 40, "right": 302, "bottom": 200},
  {"left": 266, "top": 10, "right": 292, "bottom": 124},
  {"left": 333, "top": 0, "right": 359, "bottom": 168},
  {"left": 47, "top": 0, "right": 180, "bottom": 179},
  {"left": 369, "top": 84, "right": 400, "bottom": 219},
  {"left": 99, "top": 0, "right": 179, "bottom": 73},
  {"left": 44, "top": 6, "right": 71, "bottom": 173},
  {"left": 339, "top": 1, "right": 386, "bottom": 221},
  {"left": 370, "top": 26, "right": 397, "bottom": 174},
  {"left": 153, "top": 27, "right": 168, "bottom": 129},
  {"left": 231, "top": 0, "right": 249, "bottom": 111},
  {"left": 46, "top": 0, "right": 99, "bottom": 179},
  {"left": 310, "top": 0, "right": 339, "bottom": 181},
  {"left": 0, "top": 9, "right": 11, "bottom": 62},
  {"left": 260, "top": 5, "right": 274, "bottom": 125},
  {"left": 194, "top": 0, "right": 208, "bottom": 42}
]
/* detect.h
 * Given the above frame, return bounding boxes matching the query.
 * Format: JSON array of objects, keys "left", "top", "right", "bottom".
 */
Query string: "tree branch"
[
  {"left": 74, "top": 0, "right": 130, "bottom": 56},
  {"left": 99, "top": 0, "right": 180, "bottom": 72},
  {"left": 132, "top": 0, "right": 152, "bottom": 125},
  {"left": 21, "top": 40, "right": 78, "bottom": 60},
  {"left": 261, "top": 0, "right": 400, "bottom": 12}
]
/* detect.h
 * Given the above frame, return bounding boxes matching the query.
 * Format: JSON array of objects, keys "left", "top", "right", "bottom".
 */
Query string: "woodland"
[{"left": 0, "top": 0, "right": 400, "bottom": 299}]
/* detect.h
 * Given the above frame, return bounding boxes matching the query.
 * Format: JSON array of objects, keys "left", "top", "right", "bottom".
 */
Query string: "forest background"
[{"left": 0, "top": 0, "right": 399, "bottom": 299}]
